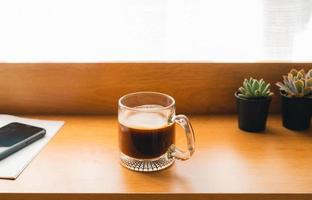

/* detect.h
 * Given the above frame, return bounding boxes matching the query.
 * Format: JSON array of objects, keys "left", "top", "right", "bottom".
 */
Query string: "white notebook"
[{"left": 0, "top": 115, "right": 64, "bottom": 179}]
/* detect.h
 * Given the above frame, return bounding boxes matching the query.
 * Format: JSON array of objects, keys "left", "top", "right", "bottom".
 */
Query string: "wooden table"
[{"left": 0, "top": 115, "right": 312, "bottom": 200}]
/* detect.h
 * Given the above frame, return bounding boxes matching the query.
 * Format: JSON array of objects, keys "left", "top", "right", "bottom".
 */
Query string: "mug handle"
[{"left": 168, "top": 115, "right": 195, "bottom": 160}]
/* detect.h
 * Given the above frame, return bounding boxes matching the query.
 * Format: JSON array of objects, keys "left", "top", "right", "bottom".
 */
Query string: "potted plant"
[
  {"left": 276, "top": 68, "right": 312, "bottom": 131},
  {"left": 235, "top": 78, "right": 273, "bottom": 132}
]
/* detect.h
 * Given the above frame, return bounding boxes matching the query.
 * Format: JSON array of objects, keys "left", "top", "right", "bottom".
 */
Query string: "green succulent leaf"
[
  {"left": 294, "top": 79, "right": 304, "bottom": 92},
  {"left": 290, "top": 69, "right": 298, "bottom": 77},
  {"left": 247, "top": 82, "right": 254, "bottom": 96},
  {"left": 297, "top": 69, "right": 305, "bottom": 79},
  {"left": 277, "top": 68, "right": 312, "bottom": 97},
  {"left": 238, "top": 93, "right": 247, "bottom": 98},
  {"left": 253, "top": 80, "right": 259, "bottom": 92},
  {"left": 262, "top": 83, "right": 270, "bottom": 96},
  {"left": 238, "top": 77, "right": 272, "bottom": 98},
  {"left": 238, "top": 87, "right": 246, "bottom": 94},
  {"left": 259, "top": 79, "right": 264, "bottom": 90}
]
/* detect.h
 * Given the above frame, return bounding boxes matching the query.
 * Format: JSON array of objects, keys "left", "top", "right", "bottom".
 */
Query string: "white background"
[{"left": 0, "top": 0, "right": 311, "bottom": 62}]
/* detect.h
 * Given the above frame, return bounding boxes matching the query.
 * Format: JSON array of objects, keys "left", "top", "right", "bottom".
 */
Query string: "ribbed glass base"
[{"left": 120, "top": 152, "right": 175, "bottom": 172}]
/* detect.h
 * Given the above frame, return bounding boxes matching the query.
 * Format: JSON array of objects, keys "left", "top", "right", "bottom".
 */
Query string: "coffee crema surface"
[{"left": 119, "top": 105, "right": 175, "bottom": 159}]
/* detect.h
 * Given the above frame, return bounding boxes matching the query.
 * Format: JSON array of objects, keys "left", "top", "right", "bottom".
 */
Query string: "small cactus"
[
  {"left": 276, "top": 68, "right": 312, "bottom": 97},
  {"left": 238, "top": 78, "right": 273, "bottom": 98}
]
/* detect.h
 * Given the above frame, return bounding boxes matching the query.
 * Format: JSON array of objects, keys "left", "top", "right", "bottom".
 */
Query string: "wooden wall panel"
[{"left": 0, "top": 63, "right": 310, "bottom": 114}]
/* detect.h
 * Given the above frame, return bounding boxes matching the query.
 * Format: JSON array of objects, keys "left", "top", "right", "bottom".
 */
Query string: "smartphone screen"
[{"left": 0, "top": 123, "right": 44, "bottom": 147}]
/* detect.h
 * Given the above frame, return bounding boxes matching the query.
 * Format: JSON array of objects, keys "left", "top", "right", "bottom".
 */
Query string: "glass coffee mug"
[{"left": 118, "top": 92, "right": 195, "bottom": 172}]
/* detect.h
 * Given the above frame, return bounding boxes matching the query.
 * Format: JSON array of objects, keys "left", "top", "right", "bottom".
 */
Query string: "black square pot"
[
  {"left": 235, "top": 92, "right": 272, "bottom": 132},
  {"left": 281, "top": 93, "right": 311, "bottom": 131}
]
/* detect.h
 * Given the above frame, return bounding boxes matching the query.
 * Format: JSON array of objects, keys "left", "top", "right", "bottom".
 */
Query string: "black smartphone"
[{"left": 0, "top": 122, "right": 46, "bottom": 161}]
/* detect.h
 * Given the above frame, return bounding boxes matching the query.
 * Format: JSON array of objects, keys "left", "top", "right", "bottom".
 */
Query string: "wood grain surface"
[
  {"left": 0, "top": 63, "right": 310, "bottom": 115},
  {"left": 0, "top": 115, "right": 311, "bottom": 200}
]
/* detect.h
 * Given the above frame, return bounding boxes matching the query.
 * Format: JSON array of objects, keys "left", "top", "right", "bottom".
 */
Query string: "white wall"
[{"left": 0, "top": 0, "right": 311, "bottom": 62}]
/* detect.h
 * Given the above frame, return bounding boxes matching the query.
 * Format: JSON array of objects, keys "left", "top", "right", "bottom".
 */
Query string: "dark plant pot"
[
  {"left": 281, "top": 92, "right": 311, "bottom": 131},
  {"left": 235, "top": 92, "right": 272, "bottom": 132}
]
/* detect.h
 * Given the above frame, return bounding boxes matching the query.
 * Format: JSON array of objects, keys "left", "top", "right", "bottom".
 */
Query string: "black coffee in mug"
[{"left": 119, "top": 112, "right": 175, "bottom": 159}]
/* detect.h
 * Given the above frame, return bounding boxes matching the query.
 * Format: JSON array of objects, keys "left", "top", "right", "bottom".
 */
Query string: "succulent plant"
[
  {"left": 276, "top": 68, "right": 312, "bottom": 97},
  {"left": 238, "top": 78, "right": 273, "bottom": 98}
]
